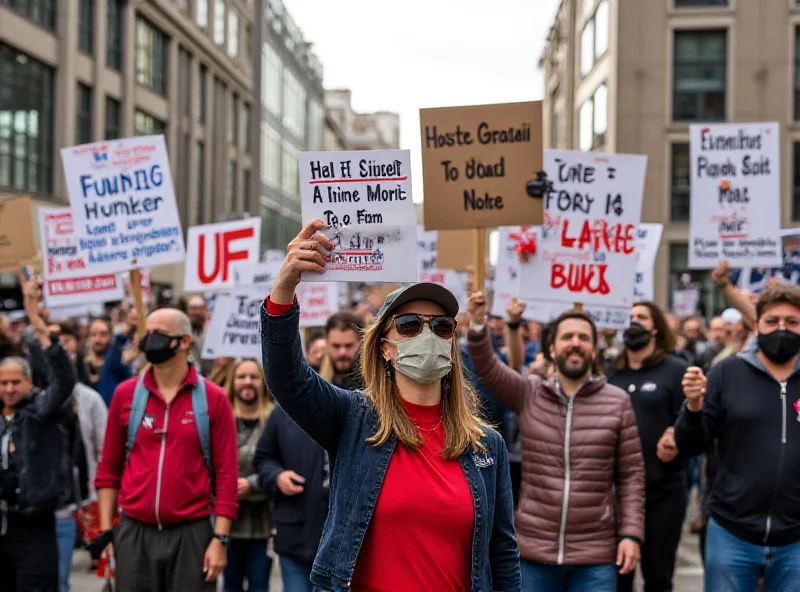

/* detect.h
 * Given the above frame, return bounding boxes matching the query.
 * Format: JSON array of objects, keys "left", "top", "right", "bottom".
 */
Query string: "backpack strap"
[
  {"left": 126, "top": 376, "right": 150, "bottom": 462},
  {"left": 191, "top": 378, "right": 214, "bottom": 498}
]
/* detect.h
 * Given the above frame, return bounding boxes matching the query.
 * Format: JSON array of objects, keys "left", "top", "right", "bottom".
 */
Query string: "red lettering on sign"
[
  {"left": 197, "top": 228, "right": 255, "bottom": 285},
  {"left": 560, "top": 220, "right": 635, "bottom": 254},
  {"left": 551, "top": 263, "right": 610, "bottom": 295}
]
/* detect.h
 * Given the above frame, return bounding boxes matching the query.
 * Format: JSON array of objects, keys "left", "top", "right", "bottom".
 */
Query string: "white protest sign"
[
  {"left": 184, "top": 218, "right": 261, "bottom": 293},
  {"left": 633, "top": 223, "right": 663, "bottom": 302},
  {"left": 688, "top": 122, "right": 782, "bottom": 269},
  {"left": 234, "top": 260, "right": 282, "bottom": 291},
  {"left": 201, "top": 290, "right": 263, "bottom": 360},
  {"left": 519, "top": 149, "right": 646, "bottom": 308},
  {"left": 416, "top": 227, "right": 467, "bottom": 312},
  {"left": 60, "top": 136, "right": 185, "bottom": 272},
  {"left": 262, "top": 249, "right": 285, "bottom": 264},
  {"left": 37, "top": 207, "right": 125, "bottom": 307},
  {"left": 519, "top": 299, "right": 630, "bottom": 332},
  {"left": 735, "top": 229, "right": 800, "bottom": 294},
  {"left": 299, "top": 150, "right": 417, "bottom": 283},
  {"left": 491, "top": 226, "right": 538, "bottom": 318},
  {"left": 297, "top": 282, "right": 340, "bottom": 328}
]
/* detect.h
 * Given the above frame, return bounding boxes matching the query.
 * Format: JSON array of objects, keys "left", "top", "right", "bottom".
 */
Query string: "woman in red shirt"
[{"left": 261, "top": 219, "right": 521, "bottom": 592}]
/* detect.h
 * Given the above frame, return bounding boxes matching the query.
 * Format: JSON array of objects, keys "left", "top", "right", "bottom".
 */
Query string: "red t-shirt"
[{"left": 351, "top": 399, "right": 474, "bottom": 592}]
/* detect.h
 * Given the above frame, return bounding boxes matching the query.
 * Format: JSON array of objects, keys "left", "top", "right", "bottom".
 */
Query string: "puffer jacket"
[{"left": 467, "top": 326, "right": 645, "bottom": 566}]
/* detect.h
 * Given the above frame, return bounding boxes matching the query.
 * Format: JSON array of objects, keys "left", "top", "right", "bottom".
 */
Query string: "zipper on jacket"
[
  {"left": 154, "top": 407, "right": 170, "bottom": 530},
  {"left": 764, "top": 381, "right": 789, "bottom": 543},
  {"left": 557, "top": 396, "right": 575, "bottom": 565}
]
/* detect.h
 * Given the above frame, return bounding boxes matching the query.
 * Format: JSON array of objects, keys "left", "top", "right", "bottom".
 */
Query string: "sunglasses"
[{"left": 391, "top": 313, "right": 457, "bottom": 340}]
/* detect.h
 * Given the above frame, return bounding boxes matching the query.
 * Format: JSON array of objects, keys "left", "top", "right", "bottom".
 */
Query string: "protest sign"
[
  {"left": 416, "top": 227, "right": 467, "bottom": 311},
  {"left": 518, "top": 150, "right": 647, "bottom": 308},
  {"left": 0, "top": 196, "right": 37, "bottom": 273},
  {"left": 436, "top": 229, "right": 482, "bottom": 272},
  {"left": 60, "top": 136, "right": 186, "bottom": 274},
  {"left": 235, "top": 260, "right": 282, "bottom": 292},
  {"left": 731, "top": 229, "right": 800, "bottom": 294},
  {"left": 184, "top": 218, "right": 261, "bottom": 293},
  {"left": 262, "top": 249, "right": 285, "bottom": 264},
  {"left": 633, "top": 223, "right": 663, "bottom": 302},
  {"left": 491, "top": 226, "right": 537, "bottom": 318},
  {"left": 201, "top": 289, "right": 263, "bottom": 360},
  {"left": 688, "top": 122, "right": 782, "bottom": 269},
  {"left": 419, "top": 101, "right": 543, "bottom": 231},
  {"left": 299, "top": 149, "right": 417, "bottom": 283},
  {"left": 297, "top": 282, "right": 340, "bottom": 328},
  {"left": 37, "top": 206, "right": 125, "bottom": 307}
]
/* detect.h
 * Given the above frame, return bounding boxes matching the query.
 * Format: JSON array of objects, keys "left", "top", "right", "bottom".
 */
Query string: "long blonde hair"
[
  {"left": 226, "top": 358, "right": 275, "bottom": 425},
  {"left": 360, "top": 315, "right": 488, "bottom": 460}
]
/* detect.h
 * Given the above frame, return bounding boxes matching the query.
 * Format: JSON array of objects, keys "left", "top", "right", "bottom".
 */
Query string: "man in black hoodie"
[{"left": 675, "top": 283, "right": 800, "bottom": 592}]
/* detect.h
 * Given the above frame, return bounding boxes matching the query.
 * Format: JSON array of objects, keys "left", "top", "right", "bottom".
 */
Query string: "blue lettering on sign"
[{"left": 79, "top": 165, "right": 164, "bottom": 198}]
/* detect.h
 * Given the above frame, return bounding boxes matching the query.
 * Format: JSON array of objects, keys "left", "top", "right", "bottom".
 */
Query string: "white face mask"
[{"left": 385, "top": 328, "right": 452, "bottom": 384}]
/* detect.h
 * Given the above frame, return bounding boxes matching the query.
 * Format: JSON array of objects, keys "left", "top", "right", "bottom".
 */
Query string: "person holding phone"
[{"left": 260, "top": 219, "right": 520, "bottom": 592}]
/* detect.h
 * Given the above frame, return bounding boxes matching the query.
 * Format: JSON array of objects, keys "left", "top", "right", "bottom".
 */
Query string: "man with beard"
[
  {"left": 187, "top": 295, "right": 214, "bottom": 376},
  {"left": 78, "top": 317, "right": 134, "bottom": 406},
  {"left": 467, "top": 293, "right": 645, "bottom": 591},
  {"left": 321, "top": 312, "right": 364, "bottom": 390}
]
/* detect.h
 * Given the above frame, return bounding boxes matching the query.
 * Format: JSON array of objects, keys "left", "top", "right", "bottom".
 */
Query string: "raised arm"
[
  {"left": 504, "top": 298, "right": 527, "bottom": 372},
  {"left": 712, "top": 261, "right": 756, "bottom": 329},
  {"left": 262, "top": 219, "right": 354, "bottom": 452},
  {"left": 674, "top": 365, "right": 722, "bottom": 457},
  {"left": 465, "top": 292, "right": 530, "bottom": 415}
]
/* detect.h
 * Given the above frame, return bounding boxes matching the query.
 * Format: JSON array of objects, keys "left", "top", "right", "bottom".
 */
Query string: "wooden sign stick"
[
  {"left": 130, "top": 268, "right": 146, "bottom": 338},
  {"left": 473, "top": 228, "right": 486, "bottom": 294},
  {"left": 573, "top": 302, "right": 583, "bottom": 312}
]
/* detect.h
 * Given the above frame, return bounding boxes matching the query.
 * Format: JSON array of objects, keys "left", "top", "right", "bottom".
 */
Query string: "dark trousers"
[
  {"left": 0, "top": 512, "right": 58, "bottom": 592},
  {"left": 222, "top": 538, "right": 272, "bottom": 592},
  {"left": 115, "top": 515, "right": 216, "bottom": 592},
  {"left": 617, "top": 488, "right": 686, "bottom": 592}
]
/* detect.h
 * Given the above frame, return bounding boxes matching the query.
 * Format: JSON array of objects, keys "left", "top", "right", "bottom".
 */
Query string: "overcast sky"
[{"left": 284, "top": 0, "right": 561, "bottom": 204}]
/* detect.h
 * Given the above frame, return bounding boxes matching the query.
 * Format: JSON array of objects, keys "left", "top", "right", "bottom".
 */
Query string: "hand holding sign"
[{"left": 272, "top": 220, "right": 335, "bottom": 305}]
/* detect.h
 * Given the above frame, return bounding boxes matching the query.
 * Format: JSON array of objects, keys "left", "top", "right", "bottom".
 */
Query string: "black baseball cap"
[{"left": 376, "top": 283, "right": 460, "bottom": 322}]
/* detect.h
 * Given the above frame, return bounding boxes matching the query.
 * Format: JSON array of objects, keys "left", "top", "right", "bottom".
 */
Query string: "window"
[
  {"left": 670, "top": 143, "right": 691, "bottom": 222},
  {"left": 0, "top": 0, "right": 56, "bottom": 30},
  {"left": 793, "top": 143, "right": 800, "bottom": 221},
  {"left": 196, "top": 0, "right": 208, "bottom": 27},
  {"left": 75, "top": 84, "right": 92, "bottom": 145},
  {"left": 105, "top": 96, "right": 121, "bottom": 140},
  {"left": 0, "top": 45, "right": 55, "bottom": 194},
  {"left": 179, "top": 48, "right": 191, "bottom": 117},
  {"left": 226, "top": 162, "right": 237, "bottom": 212},
  {"left": 229, "top": 94, "right": 238, "bottom": 145},
  {"left": 78, "top": 0, "right": 94, "bottom": 54},
  {"left": 243, "top": 103, "right": 251, "bottom": 150},
  {"left": 213, "top": 0, "right": 225, "bottom": 45},
  {"left": 261, "top": 123, "right": 281, "bottom": 186},
  {"left": 106, "top": 0, "right": 123, "bottom": 71},
  {"left": 282, "top": 69, "right": 306, "bottom": 140},
  {"left": 197, "top": 64, "right": 207, "bottom": 123},
  {"left": 676, "top": 0, "right": 728, "bottom": 6},
  {"left": 673, "top": 30, "right": 727, "bottom": 121},
  {"left": 307, "top": 100, "right": 324, "bottom": 150},
  {"left": 580, "top": 0, "right": 608, "bottom": 77},
  {"left": 281, "top": 142, "right": 298, "bottom": 195},
  {"left": 227, "top": 11, "right": 239, "bottom": 57},
  {"left": 134, "top": 110, "right": 165, "bottom": 136},
  {"left": 243, "top": 169, "right": 251, "bottom": 213},
  {"left": 196, "top": 141, "right": 205, "bottom": 224},
  {"left": 135, "top": 17, "right": 168, "bottom": 95},
  {"left": 261, "top": 44, "right": 282, "bottom": 115},
  {"left": 578, "top": 84, "right": 607, "bottom": 151},
  {"left": 260, "top": 203, "right": 281, "bottom": 250}
]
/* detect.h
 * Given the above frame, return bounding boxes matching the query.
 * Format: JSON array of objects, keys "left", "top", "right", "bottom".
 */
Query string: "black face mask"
[
  {"left": 623, "top": 322, "right": 652, "bottom": 352},
  {"left": 757, "top": 330, "right": 800, "bottom": 365},
  {"left": 139, "top": 331, "right": 183, "bottom": 365}
]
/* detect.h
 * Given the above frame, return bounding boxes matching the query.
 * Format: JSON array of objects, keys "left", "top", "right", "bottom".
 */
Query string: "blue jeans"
[
  {"left": 705, "top": 518, "right": 800, "bottom": 592},
  {"left": 279, "top": 555, "right": 314, "bottom": 592},
  {"left": 56, "top": 515, "right": 77, "bottom": 592},
  {"left": 222, "top": 538, "right": 272, "bottom": 592},
  {"left": 522, "top": 560, "right": 617, "bottom": 592}
]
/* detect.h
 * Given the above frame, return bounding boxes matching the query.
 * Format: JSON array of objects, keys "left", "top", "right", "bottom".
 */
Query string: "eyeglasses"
[{"left": 391, "top": 313, "right": 457, "bottom": 340}]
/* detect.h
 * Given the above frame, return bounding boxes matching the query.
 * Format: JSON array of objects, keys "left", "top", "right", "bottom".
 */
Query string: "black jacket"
[
  {"left": 607, "top": 353, "right": 688, "bottom": 494},
  {"left": 254, "top": 406, "right": 328, "bottom": 566},
  {"left": 674, "top": 347, "right": 800, "bottom": 546},
  {"left": 0, "top": 342, "right": 77, "bottom": 515}
]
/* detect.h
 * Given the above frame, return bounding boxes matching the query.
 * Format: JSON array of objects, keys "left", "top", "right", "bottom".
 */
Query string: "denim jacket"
[{"left": 261, "top": 305, "right": 521, "bottom": 592}]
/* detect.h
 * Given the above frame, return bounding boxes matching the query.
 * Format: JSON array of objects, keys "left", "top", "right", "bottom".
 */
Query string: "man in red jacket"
[{"left": 94, "top": 308, "right": 238, "bottom": 591}]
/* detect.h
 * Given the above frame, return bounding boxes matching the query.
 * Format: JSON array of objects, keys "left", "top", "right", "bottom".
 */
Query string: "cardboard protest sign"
[
  {"left": 518, "top": 149, "right": 646, "bottom": 308},
  {"left": 0, "top": 196, "right": 37, "bottom": 273},
  {"left": 60, "top": 136, "right": 186, "bottom": 273},
  {"left": 436, "top": 229, "right": 481, "bottom": 272},
  {"left": 731, "top": 229, "right": 800, "bottom": 294},
  {"left": 201, "top": 290, "right": 263, "bottom": 360},
  {"left": 688, "top": 122, "right": 782, "bottom": 269},
  {"left": 299, "top": 149, "right": 417, "bottom": 283},
  {"left": 37, "top": 207, "right": 125, "bottom": 307},
  {"left": 184, "top": 218, "right": 261, "bottom": 293},
  {"left": 633, "top": 223, "right": 663, "bottom": 302},
  {"left": 419, "top": 101, "right": 543, "bottom": 231},
  {"left": 297, "top": 282, "right": 340, "bottom": 328},
  {"left": 416, "top": 227, "right": 467, "bottom": 312}
]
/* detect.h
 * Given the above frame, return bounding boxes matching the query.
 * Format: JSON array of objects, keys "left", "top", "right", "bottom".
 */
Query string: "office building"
[
  {"left": 0, "top": 0, "right": 255, "bottom": 293},
  {"left": 539, "top": 0, "right": 797, "bottom": 314},
  {"left": 253, "top": 0, "right": 324, "bottom": 252},
  {"left": 325, "top": 89, "right": 400, "bottom": 151}
]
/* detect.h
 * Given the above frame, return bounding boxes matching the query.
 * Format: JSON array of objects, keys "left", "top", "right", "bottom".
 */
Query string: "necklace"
[{"left": 415, "top": 417, "right": 443, "bottom": 433}]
